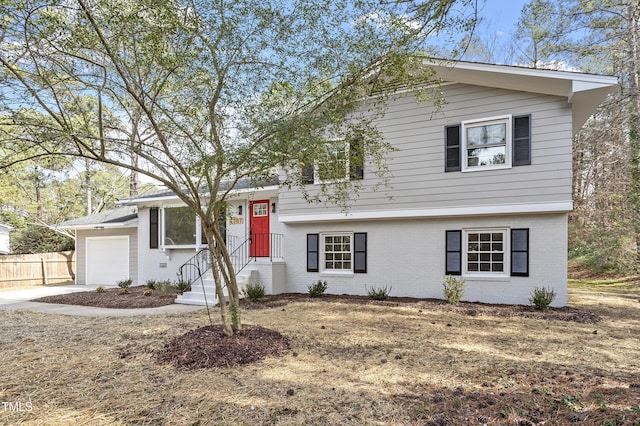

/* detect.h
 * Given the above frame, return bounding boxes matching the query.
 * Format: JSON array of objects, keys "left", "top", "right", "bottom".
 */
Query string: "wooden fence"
[{"left": 0, "top": 251, "right": 75, "bottom": 289}]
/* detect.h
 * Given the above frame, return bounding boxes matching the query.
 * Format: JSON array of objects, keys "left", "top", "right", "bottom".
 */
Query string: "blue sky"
[{"left": 476, "top": 0, "right": 530, "bottom": 37}]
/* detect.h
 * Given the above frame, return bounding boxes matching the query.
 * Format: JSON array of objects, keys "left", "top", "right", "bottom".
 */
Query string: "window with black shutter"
[
  {"left": 511, "top": 228, "right": 529, "bottom": 276},
  {"left": 445, "top": 125, "right": 461, "bottom": 172},
  {"left": 302, "top": 163, "right": 315, "bottom": 184},
  {"left": 513, "top": 115, "right": 531, "bottom": 166},
  {"left": 354, "top": 232, "right": 367, "bottom": 273},
  {"left": 445, "top": 114, "right": 532, "bottom": 171},
  {"left": 307, "top": 234, "right": 319, "bottom": 272},
  {"left": 149, "top": 207, "right": 159, "bottom": 249},
  {"left": 350, "top": 139, "right": 364, "bottom": 180},
  {"left": 445, "top": 230, "right": 462, "bottom": 275}
]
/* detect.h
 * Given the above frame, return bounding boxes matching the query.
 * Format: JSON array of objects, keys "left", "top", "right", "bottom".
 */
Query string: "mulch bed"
[
  {"left": 156, "top": 325, "right": 290, "bottom": 369},
  {"left": 32, "top": 285, "right": 179, "bottom": 309},
  {"left": 240, "top": 293, "right": 601, "bottom": 324}
]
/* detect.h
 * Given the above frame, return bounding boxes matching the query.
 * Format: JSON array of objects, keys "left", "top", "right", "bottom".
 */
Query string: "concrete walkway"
[{"left": 0, "top": 285, "right": 203, "bottom": 317}]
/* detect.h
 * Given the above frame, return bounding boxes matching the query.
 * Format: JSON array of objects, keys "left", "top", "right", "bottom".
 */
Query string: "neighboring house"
[
  {"left": 58, "top": 60, "right": 617, "bottom": 307},
  {"left": 0, "top": 224, "right": 11, "bottom": 254}
]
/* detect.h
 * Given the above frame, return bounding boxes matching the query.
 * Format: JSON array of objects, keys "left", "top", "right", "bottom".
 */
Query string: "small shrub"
[
  {"left": 143, "top": 289, "right": 153, "bottom": 297},
  {"left": 95, "top": 286, "right": 106, "bottom": 293},
  {"left": 443, "top": 275, "right": 466, "bottom": 304},
  {"left": 242, "top": 282, "right": 266, "bottom": 302},
  {"left": 175, "top": 280, "right": 192, "bottom": 294},
  {"left": 366, "top": 285, "right": 392, "bottom": 300},
  {"left": 146, "top": 280, "right": 156, "bottom": 290},
  {"left": 117, "top": 278, "right": 132, "bottom": 294},
  {"left": 154, "top": 280, "right": 174, "bottom": 294},
  {"left": 308, "top": 280, "right": 328, "bottom": 298},
  {"left": 529, "top": 286, "right": 556, "bottom": 310}
]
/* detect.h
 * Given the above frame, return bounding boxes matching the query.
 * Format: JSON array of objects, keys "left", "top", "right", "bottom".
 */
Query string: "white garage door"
[{"left": 86, "top": 236, "right": 129, "bottom": 285}]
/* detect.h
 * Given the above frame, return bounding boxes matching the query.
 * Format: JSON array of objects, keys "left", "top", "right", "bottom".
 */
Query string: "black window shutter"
[
  {"left": 513, "top": 115, "right": 531, "bottom": 166},
  {"left": 511, "top": 228, "right": 529, "bottom": 276},
  {"left": 302, "top": 163, "right": 315, "bottom": 184},
  {"left": 445, "top": 230, "right": 462, "bottom": 275},
  {"left": 445, "top": 124, "right": 461, "bottom": 172},
  {"left": 149, "top": 207, "right": 159, "bottom": 249},
  {"left": 350, "top": 139, "right": 364, "bottom": 180},
  {"left": 354, "top": 232, "right": 367, "bottom": 273},
  {"left": 307, "top": 233, "right": 319, "bottom": 272}
]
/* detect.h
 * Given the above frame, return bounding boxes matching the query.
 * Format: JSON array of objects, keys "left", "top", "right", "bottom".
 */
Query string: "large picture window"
[
  {"left": 161, "top": 206, "right": 204, "bottom": 249},
  {"left": 164, "top": 207, "right": 196, "bottom": 246}
]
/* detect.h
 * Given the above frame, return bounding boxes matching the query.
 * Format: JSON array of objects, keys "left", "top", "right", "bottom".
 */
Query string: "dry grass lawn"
[{"left": 1, "top": 287, "right": 639, "bottom": 425}]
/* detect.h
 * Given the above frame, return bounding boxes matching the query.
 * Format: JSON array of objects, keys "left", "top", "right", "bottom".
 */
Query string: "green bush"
[
  {"left": 175, "top": 280, "right": 192, "bottom": 294},
  {"left": 366, "top": 285, "right": 392, "bottom": 300},
  {"left": 117, "top": 278, "right": 132, "bottom": 294},
  {"left": 529, "top": 286, "right": 556, "bottom": 310},
  {"left": 242, "top": 282, "right": 266, "bottom": 302},
  {"left": 146, "top": 279, "right": 156, "bottom": 290},
  {"left": 308, "top": 280, "right": 328, "bottom": 298},
  {"left": 443, "top": 275, "right": 466, "bottom": 304},
  {"left": 154, "top": 280, "right": 175, "bottom": 294}
]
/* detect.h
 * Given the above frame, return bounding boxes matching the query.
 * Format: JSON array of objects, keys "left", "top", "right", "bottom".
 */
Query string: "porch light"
[
  {"left": 271, "top": 202, "right": 276, "bottom": 213},
  {"left": 237, "top": 205, "right": 242, "bottom": 215}
]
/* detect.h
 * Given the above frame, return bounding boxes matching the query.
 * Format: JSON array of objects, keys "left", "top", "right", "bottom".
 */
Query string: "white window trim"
[
  {"left": 462, "top": 228, "right": 510, "bottom": 279},
  {"left": 159, "top": 207, "right": 206, "bottom": 251},
  {"left": 314, "top": 142, "right": 350, "bottom": 184},
  {"left": 319, "top": 231, "right": 354, "bottom": 275},
  {"left": 461, "top": 114, "right": 512, "bottom": 172}
]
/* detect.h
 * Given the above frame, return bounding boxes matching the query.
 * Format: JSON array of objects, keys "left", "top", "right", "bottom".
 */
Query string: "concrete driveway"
[{"left": 0, "top": 285, "right": 202, "bottom": 316}]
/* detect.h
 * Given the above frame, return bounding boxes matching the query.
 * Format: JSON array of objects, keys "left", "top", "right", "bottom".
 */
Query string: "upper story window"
[
  {"left": 317, "top": 143, "right": 350, "bottom": 183},
  {"left": 463, "top": 116, "right": 511, "bottom": 170},
  {"left": 445, "top": 114, "right": 531, "bottom": 172},
  {"left": 303, "top": 139, "right": 364, "bottom": 184}
]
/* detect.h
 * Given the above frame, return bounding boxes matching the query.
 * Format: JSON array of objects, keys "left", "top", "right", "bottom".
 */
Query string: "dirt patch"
[
  {"left": 241, "top": 293, "right": 601, "bottom": 323},
  {"left": 0, "top": 288, "right": 637, "bottom": 425},
  {"left": 32, "top": 285, "right": 178, "bottom": 308},
  {"left": 156, "top": 325, "right": 290, "bottom": 369}
]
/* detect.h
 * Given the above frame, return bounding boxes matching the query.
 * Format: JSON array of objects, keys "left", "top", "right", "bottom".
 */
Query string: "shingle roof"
[
  {"left": 57, "top": 206, "right": 137, "bottom": 229},
  {"left": 119, "top": 175, "right": 280, "bottom": 203}
]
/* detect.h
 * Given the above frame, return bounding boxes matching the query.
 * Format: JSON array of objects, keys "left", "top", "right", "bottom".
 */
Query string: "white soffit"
[{"left": 427, "top": 60, "right": 618, "bottom": 134}]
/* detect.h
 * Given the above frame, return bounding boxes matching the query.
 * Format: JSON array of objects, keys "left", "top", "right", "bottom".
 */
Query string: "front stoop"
[{"left": 175, "top": 270, "right": 257, "bottom": 306}]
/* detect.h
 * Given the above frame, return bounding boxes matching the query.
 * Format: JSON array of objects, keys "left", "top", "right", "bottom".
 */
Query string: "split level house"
[{"left": 58, "top": 60, "right": 618, "bottom": 307}]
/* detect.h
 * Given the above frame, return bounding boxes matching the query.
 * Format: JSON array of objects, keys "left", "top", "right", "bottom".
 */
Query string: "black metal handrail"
[
  {"left": 177, "top": 248, "right": 210, "bottom": 285},
  {"left": 177, "top": 233, "right": 283, "bottom": 285}
]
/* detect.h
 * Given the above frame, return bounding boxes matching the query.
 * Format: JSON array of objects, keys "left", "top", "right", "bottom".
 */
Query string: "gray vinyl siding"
[
  {"left": 279, "top": 83, "right": 573, "bottom": 216},
  {"left": 76, "top": 228, "right": 138, "bottom": 285}
]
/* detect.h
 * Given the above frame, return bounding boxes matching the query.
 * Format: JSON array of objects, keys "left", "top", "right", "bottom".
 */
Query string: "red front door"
[{"left": 250, "top": 200, "right": 270, "bottom": 257}]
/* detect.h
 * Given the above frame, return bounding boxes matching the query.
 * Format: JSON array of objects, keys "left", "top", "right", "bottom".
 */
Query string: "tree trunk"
[
  {"left": 85, "top": 158, "right": 92, "bottom": 215},
  {"left": 203, "top": 213, "right": 242, "bottom": 336},
  {"left": 627, "top": 4, "right": 640, "bottom": 264}
]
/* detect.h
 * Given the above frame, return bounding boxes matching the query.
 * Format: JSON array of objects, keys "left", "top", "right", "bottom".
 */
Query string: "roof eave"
[{"left": 57, "top": 219, "right": 139, "bottom": 231}]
